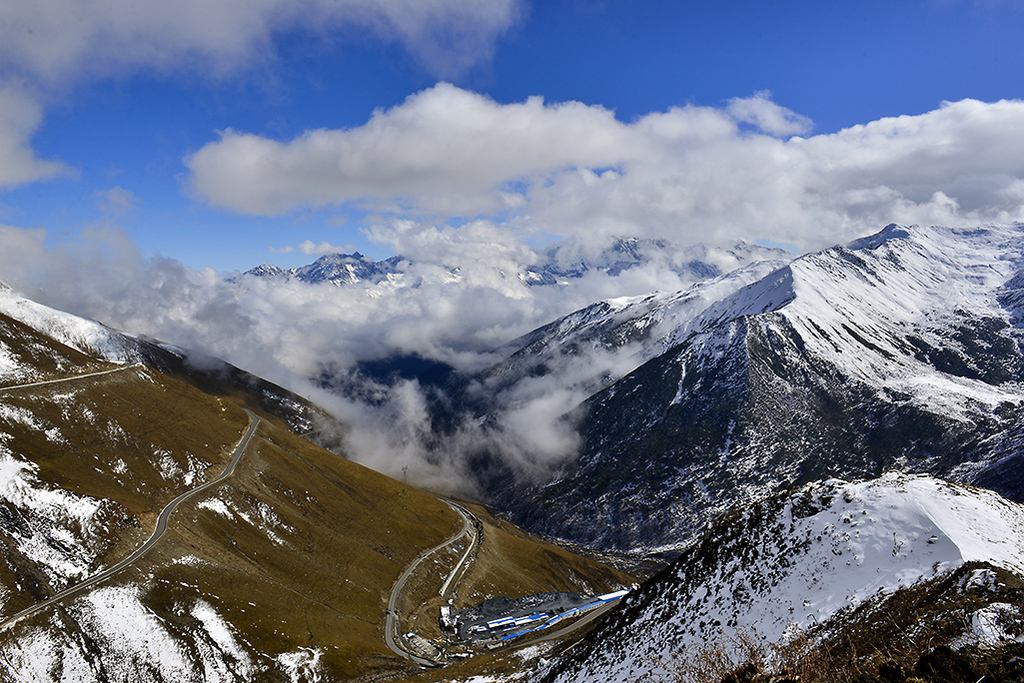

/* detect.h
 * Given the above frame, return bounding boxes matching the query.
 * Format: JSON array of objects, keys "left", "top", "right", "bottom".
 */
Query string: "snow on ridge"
[
  {"left": 777, "top": 224, "right": 1024, "bottom": 407},
  {"left": 551, "top": 473, "right": 1024, "bottom": 683},
  {"left": 495, "top": 257, "right": 789, "bottom": 395},
  {"left": 653, "top": 224, "right": 1024, "bottom": 422},
  {"left": 0, "top": 286, "right": 141, "bottom": 364}
]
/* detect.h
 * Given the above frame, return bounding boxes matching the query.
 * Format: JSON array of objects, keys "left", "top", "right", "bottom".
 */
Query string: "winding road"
[
  {"left": 0, "top": 410, "right": 260, "bottom": 632},
  {"left": 384, "top": 500, "right": 479, "bottom": 667},
  {"left": 0, "top": 363, "right": 143, "bottom": 394}
]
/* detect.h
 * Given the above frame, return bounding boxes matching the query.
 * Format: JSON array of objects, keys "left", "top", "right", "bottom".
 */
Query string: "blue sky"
[{"left": 2, "top": 0, "right": 1024, "bottom": 271}]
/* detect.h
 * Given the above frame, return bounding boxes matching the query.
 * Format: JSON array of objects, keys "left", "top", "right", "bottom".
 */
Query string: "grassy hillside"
[{"left": 0, "top": 301, "right": 630, "bottom": 682}]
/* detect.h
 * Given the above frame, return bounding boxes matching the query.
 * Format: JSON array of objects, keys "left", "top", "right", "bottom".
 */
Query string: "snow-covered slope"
[
  {"left": 0, "top": 284, "right": 324, "bottom": 435},
  {"left": 0, "top": 284, "right": 144, "bottom": 365},
  {"left": 483, "top": 257, "right": 790, "bottom": 396},
  {"left": 543, "top": 474, "right": 1024, "bottom": 682},
  {"left": 504, "top": 224, "right": 1024, "bottom": 552}
]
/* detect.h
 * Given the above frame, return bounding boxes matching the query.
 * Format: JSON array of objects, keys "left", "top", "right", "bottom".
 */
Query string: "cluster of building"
[{"left": 441, "top": 589, "right": 630, "bottom": 645}]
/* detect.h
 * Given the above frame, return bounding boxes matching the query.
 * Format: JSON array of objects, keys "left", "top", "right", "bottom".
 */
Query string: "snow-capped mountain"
[
  {"left": 483, "top": 256, "right": 791, "bottom": 397},
  {"left": 241, "top": 252, "right": 406, "bottom": 286},
  {"left": 239, "top": 238, "right": 789, "bottom": 292},
  {"left": 500, "top": 224, "right": 1024, "bottom": 552},
  {"left": 521, "top": 237, "right": 789, "bottom": 286},
  {"left": 542, "top": 474, "right": 1024, "bottom": 682}
]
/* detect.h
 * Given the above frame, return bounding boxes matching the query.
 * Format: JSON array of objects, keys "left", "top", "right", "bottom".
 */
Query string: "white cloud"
[
  {"left": 187, "top": 83, "right": 630, "bottom": 215},
  {"left": 0, "top": 0, "right": 522, "bottom": 84},
  {"left": 0, "top": 222, "right": 595, "bottom": 487},
  {"left": 0, "top": 1, "right": 522, "bottom": 191},
  {"left": 269, "top": 239, "right": 358, "bottom": 255},
  {"left": 726, "top": 90, "right": 812, "bottom": 136},
  {"left": 186, "top": 86, "right": 1024, "bottom": 251},
  {"left": 298, "top": 239, "right": 358, "bottom": 255},
  {"left": 0, "top": 87, "right": 65, "bottom": 188}
]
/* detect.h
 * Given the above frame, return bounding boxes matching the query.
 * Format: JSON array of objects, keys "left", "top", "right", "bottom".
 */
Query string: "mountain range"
[
  {"left": 240, "top": 237, "right": 789, "bottom": 290},
  {"left": 242, "top": 252, "right": 407, "bottom": 287},
  {"left": 4, "top": 223, "right": 1024, "bottom": 682},
  {"left": 491, "top": 224, "right": 1024, "bottom": 553}
]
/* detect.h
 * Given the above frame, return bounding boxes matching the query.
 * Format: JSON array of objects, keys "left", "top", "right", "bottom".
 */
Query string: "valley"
[
  {"left": 0, "top": 298, "right": 631, "bottom": 682},
  {"left": 2, "top": 224, "right": 1024, "bottom": 683},
  {"left": 3, "top": 5, "right": 1024, "bottom": 681}
]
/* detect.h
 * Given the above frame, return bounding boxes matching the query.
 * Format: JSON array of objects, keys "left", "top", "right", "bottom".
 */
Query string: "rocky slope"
[
  {"left": 501, "top": 224, "right": 1024, "bottom": 552},
  {"left": 481, "top": 257, "right": 790, "bottom": 398},
  {"left": 541, "top": 474, "right": 1024, "bottom": 682}
]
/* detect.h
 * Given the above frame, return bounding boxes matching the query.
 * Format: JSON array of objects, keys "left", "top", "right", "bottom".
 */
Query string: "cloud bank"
[
  {"left": 0, "top": 1, "right": 522, "bottom": 193},
  {"left": 0, "top": 221, "right": 749, "bottom": 491},
  {"left": 0, "top": 87, "right": 65, "bottom": 188},
  {"left": 0, "top": 0, "right": 522, "bottom": 84},
  {"left": 188, "top": 88, "right": 1024, "bottom": 251}
]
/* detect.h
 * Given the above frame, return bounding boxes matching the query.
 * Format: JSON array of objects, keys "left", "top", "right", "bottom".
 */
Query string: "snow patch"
[
  {"left": 952, "top": 603, "right": 1024, "bottom": 648},
  {"left": 277, "top": 647, "right": 322, "bottom": 683},
  {"left": 192, "top": 599, "right": 254, "bottom": 679},
  {"left": 0, "top": 447, "right": 107, "bottom": 584},
  {"left": 73, "top": 585, "right": 192, "bottom": 680},
  {"left": 0, "top": 340, "right": 28, "bottom": 382},
  {"left": 197, "top": 497, "right": 232, "bottom": 518}
]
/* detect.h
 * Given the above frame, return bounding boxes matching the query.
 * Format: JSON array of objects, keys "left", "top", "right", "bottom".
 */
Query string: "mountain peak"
[{"left": 847, "top": 222, "right": 914, "bottom": 250}]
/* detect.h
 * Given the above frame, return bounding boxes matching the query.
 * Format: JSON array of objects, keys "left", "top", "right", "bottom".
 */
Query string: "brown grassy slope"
[
  {"left": 90, "top": 420, "right": 461, "bottom": 681},
  {"left": 0, "top": 313, "right": 104, "bottom": 383},
  {"left": 455, "top": 503, "right": 632, "bottom": 606},
  {"left": 0, "top": 367, "right": 249, "bottom": 614},
  {"left": 0, "top": 313, "right": 633, "bottom": 681}
]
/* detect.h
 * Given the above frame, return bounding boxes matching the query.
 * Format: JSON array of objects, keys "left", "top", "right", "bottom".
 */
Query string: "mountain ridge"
[{"left": 495, "top": 223, "right": 1024, "bottom": 553}]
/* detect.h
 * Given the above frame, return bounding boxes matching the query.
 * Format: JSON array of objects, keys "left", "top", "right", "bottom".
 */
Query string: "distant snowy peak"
[
  {"left": 546, "top": 474, "right": 1024, "bottom": 683},
  {"left": 239, "top": 238, "right": 792, "bottom": 290},
  {"left": 294, "top": 252, "right": 406, "bottom": 285},
  {"left": 244, "top": 263, "right": 288, "bottom": 279},
  {"left": 522, "top": 237, "right": 791, "bottom": 286},
  {"left": 242, "top": 252, "right": 406, "bottom": 286}
]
